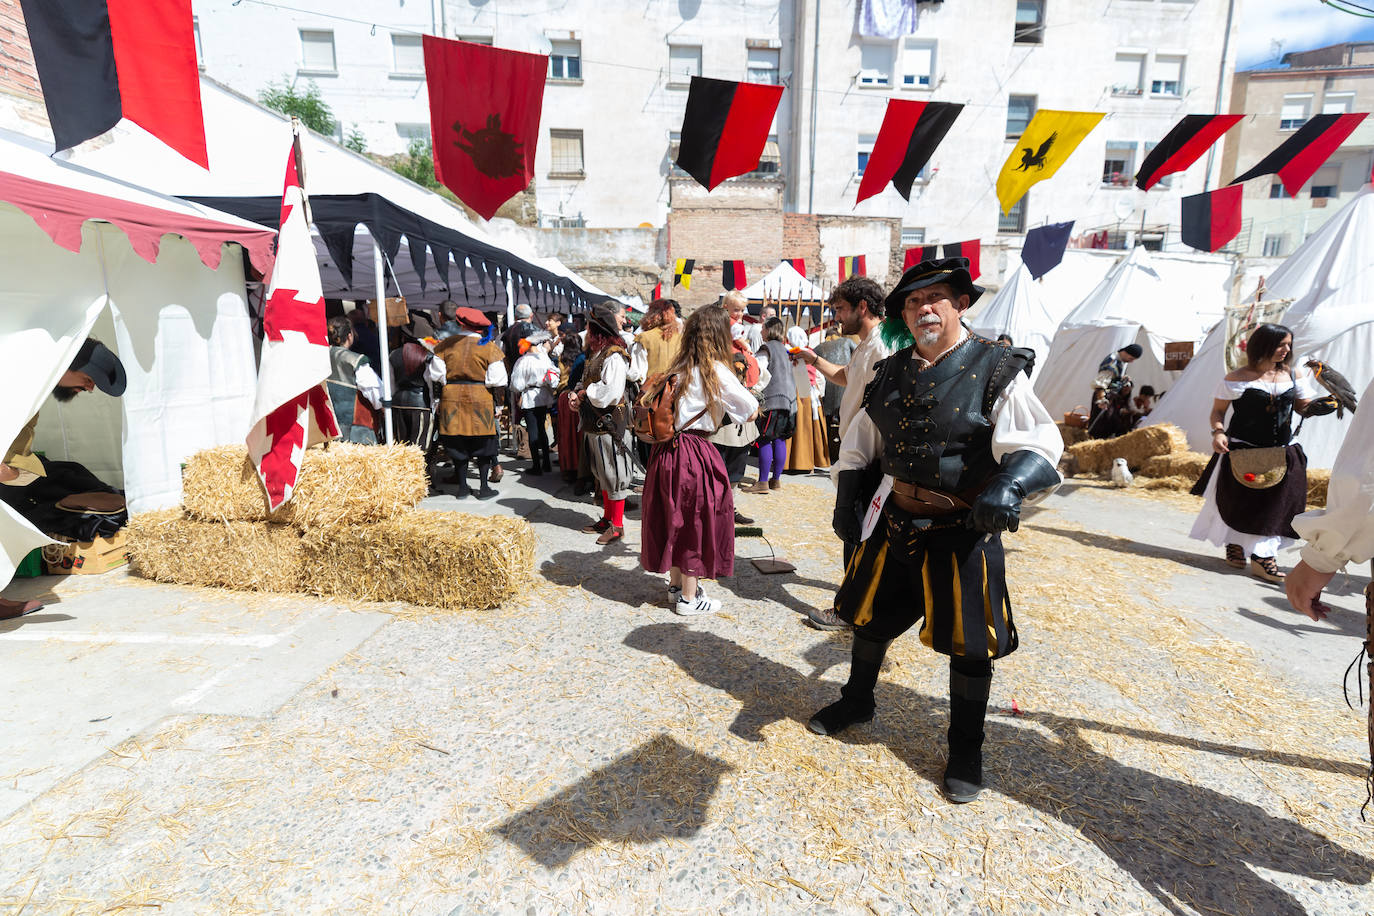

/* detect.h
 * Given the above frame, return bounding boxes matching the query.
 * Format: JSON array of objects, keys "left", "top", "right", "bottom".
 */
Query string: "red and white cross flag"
[{"left": 246, "top": 137, "right": 339, "bottom": 510}]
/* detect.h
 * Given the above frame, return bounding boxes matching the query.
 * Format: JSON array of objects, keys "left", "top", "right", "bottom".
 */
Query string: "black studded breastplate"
[{"left": 865, "top": 335, "right": 1026, "bottom": 493}]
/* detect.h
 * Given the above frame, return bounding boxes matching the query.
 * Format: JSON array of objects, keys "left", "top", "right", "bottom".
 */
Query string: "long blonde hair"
[{"left": 666, "top": 305, "right": 733, "bottom": 406}]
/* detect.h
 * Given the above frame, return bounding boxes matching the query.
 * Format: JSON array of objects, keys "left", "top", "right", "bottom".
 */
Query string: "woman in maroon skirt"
[{"left": 641, "top": 305, "right": 759, "bottom": 616}]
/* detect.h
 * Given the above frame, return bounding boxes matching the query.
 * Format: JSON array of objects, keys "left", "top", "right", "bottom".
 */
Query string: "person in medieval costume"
[
  {"left": 1, "top": 338, "right": 128, "bottom": 619},
  {"left": 1087, "top": 343, "right": 1141, "bottom": 439},
  {"left": 745, "top": 317, "right": 797, "bottom": 494},
  {"left": 387, "top": 326, "right": 445, "bottom": 449},
  {"left": 325, "top": 316, "right": 383, "bottom": 445},
  {"left": 569, "top": 301, "right": 645, "bottom": 545},
  {"left": 809, "top": 257, "right": 1063, "bottom": 804},
  {"left": 1189, "top": 323, "right": 1332, "bottom": 582},
  {"left": 784, "top": 324, "right": 830, "bottom": 473},
  {"left": 434, "top": 307, "right": 508, "bottom": 499},
  {"left": 510, "top": 331, "right": 558, "bottom": 476}
]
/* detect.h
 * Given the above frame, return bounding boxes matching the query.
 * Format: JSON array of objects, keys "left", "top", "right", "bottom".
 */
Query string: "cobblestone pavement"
[{"left": 1, "top": 463, "right": 1371, "bottom": 914}]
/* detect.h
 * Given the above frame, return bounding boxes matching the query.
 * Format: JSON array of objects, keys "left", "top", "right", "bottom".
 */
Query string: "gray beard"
[{"left": 917, "top": 327, "right": 941, "bottom": 347}]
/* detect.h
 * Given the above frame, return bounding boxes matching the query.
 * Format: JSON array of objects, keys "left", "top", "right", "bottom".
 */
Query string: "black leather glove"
[
  {"left": 968, "top": 450, "right": 1060, "bottom": 534},
  {"left": 832, "top": 469, "right": 865, "bottom": 545},
  {"left": 1303, "top": 395, "right": 1338, "bottom": 417}
]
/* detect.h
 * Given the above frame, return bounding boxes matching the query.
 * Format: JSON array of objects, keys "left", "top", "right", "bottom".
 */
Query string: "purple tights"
[{"left": 758, "top": 438, "right": 787, "bottom": 481}]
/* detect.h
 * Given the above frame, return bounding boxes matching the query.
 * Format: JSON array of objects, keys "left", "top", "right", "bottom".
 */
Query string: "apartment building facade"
[{"left": 1219, "top": 42, "right": 1374, "bottom": 259}]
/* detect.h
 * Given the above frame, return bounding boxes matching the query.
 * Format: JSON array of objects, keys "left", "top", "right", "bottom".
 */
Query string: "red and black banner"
[
  {"left": 674, "top": 77, "right": 785, "bottom": 191},
  {"left": 21, "top": 0, "right": 207, "bottom": 166},
  {"left": 722, "top": 260, "right": 746, "bottom": 291},
  {"left": 1181, "top": 185, "right": 1243, "bottom": 252},
  {"left": 1231, "top": 113, "right": 1369, "bottom": 197},
  {"left": 423, "top": 36, "right": 547, "bottom": 220},
  {"left": 903, "top": 240, "right": 980, "bottom": 280},
  {"left": 651, "top": 281, "right": 662, "bottom": 300},
  {"left": 856, "top": 100, "right": 963, "bottom": 204},
  {"left": 785, "top": 257, "right": 806, "bottom": 276},
  {"left": 1135, "top": 114, "right": 1243, "bottom": 191}
]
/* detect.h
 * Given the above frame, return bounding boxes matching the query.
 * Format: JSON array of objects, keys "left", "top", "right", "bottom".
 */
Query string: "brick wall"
[{"left": 0, "top": 0, "right": 41, "bottom": 101}]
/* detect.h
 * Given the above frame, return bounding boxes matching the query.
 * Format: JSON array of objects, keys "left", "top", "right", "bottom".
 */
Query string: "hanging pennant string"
[{"left": 223, "top": 0, "right": 1314, "bottom": 118}]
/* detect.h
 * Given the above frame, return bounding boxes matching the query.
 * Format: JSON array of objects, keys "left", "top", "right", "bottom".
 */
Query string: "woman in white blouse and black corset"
[
  {"left": 640, "top": 305, "right": 759, "bottom": 616},
  {"left": 1189, "top": 324, "right": 1336, "bottom": 582}
]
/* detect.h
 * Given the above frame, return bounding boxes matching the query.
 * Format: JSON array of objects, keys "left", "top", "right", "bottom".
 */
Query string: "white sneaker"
[
  {"left": 667, "top": 584, "right": 706, "bottom": 608},
  {"left": 675, "top": 593, "right": 722, "bottom": 616}
]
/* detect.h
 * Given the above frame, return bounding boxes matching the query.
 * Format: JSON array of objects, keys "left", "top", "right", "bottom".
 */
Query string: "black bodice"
[{"left": 1226, "top": 381, "right": 1295, "bottom": 448}]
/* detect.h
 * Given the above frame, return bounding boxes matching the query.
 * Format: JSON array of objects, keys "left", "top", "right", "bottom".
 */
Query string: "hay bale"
[
  {"left": 1055, "top": 422, "right": 1089, "bottom": 449},
  {"left": 302, "top": 510, "right": 535, "bottom": 611},
  {"left": 1064, "top": 423, "right": 1190, "bottom": 475},
  {"left": 1137, "top": 475, "right": 1195, "bottom": 491},
  {"left": 1139, "top": 450, "right": 1212, "bottom": 480},
  {"left": 182, "top": 443, "right": 428, "bottom": 529},
  {"left": 127, "top": 509, "right": 305, "bottom": 593}
]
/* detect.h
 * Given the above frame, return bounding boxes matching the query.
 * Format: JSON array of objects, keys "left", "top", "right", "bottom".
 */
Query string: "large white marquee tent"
[{"left": 1146, "top": 189, "right": 1374, "bottom": 469}]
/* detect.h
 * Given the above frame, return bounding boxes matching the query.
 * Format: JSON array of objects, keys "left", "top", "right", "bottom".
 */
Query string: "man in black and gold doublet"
[{"left": 811, "top": 257, "right": 1063, "bottom": 804}]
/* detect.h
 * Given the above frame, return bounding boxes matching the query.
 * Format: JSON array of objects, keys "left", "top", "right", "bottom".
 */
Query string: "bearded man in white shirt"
[{"left": 807, "top": 257, "right": 1063, "bottom": 805}]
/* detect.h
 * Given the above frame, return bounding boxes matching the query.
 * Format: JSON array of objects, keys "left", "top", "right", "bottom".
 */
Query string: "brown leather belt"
[{"left": 889, "top": 479, "right": 971, "bottom": 517}]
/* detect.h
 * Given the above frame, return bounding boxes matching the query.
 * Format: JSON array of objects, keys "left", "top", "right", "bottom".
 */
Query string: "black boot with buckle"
[
  {"left": 944, "top": 659, "right": 993, "bottom": 804},
  {"left": 808, "top": 635, "right": 892, "bottom": 736}
]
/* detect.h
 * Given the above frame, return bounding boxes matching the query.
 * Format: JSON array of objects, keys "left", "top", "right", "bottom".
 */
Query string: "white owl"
[{"left": 1110, "top": 457, "right": 1133, "bottom": 488}]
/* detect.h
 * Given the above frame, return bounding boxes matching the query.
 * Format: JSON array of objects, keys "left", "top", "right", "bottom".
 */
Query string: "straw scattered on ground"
[{"left": 182, "top": 443, "right": 428, "bottom": 529}]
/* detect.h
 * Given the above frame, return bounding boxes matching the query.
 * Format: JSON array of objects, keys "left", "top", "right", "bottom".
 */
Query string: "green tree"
[
  {"left": 343, "top": 126, "right": 367, "bottom": 154},
  {"left": 390, "top": 137, "right": 441, "bottom": 189},
  {"left": 258, "top": 78, "right": 335, "bottom": 136}
]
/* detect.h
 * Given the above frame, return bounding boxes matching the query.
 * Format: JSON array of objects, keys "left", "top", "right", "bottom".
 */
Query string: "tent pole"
[{"left": 373, "top": 238, "right": 395, "bottom": 442}]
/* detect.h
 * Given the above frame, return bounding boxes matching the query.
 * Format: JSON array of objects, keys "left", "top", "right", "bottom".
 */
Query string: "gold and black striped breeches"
[{"left": 834, "top": 510, "right": 1018, "bottom": 660}]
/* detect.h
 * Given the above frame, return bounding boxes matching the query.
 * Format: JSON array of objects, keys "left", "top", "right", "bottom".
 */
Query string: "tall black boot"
[
  {"left": 943, "top": 663, "right": 993, "bottom": 803},
  {"left": 527, "top": 446, "right": 544, "bottom": 476},
  {"left": 451, "top": 461, "right": 470, "bottom": 499},
  {"left": 807, "top": 635, "right": 893, "bottom": 736},
  {"left": 476, "top": 460, "right": 497, "bottom": 500},
  {"left": 539, "top": 449, "right": 553, "bottom": 475}
]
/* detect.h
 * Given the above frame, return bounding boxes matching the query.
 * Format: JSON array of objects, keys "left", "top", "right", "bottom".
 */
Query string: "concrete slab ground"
[{"left": 0, "top": 459, "right": 1370, "bottom": 914}]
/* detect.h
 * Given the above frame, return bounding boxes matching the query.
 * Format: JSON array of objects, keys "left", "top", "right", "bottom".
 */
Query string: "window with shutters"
[
  {"left": 1141, "top": 142, "right": 1170, "bottom": 188},
  {"left": 858, "top": 41, "right": 894, "bottom": 88},
  {"left": 900, "top": 39, "right": 936, "bottom": 89},
  {"left": 1102, "top": 142, "right": 1136, "bottom": 186},
  {"left": 901, "top": 227, "right": 926, "bottom": 246},
  {"left": 300, "top": 29, "right": 337, "bottom": 74},
  {"left": 1014, "top": 0, "right": 1045, "bottom": 44},
  {"left": 1006, "top": 94, "right": 1036, "bottom": 137},
  {"left": 1112, "top": 53, "right": 1145, "bottom": 96},
  {"left": 1310, "top": 165, "right": 1339, "bottom": 199},
  {"left": 668, "top": 45, "right": 701, "bottom": 86},
  {"left": 396, "top": 123, "right": 428, "bottom": 141},
  {"left": 549, "top": 129, "right": 585, "bottom": 177},
  {"left": 1151, "top": 55, "right": 1183, "bottom": 96},
  {"left": 1280, "top": 94, "right": 1312, "bottom": 130},
  {"left": 999, "top": 195, "right": 1027, "bottom": 234},
  {"left": 1322, "top": 91, "right": 1354, "bottom": 115},
  {"left": 1263, "top": 234, "right": 1287, "bottom": 257},
  {"left": 747, "top": 46, "right": 780, "bottom": 84},
  {"left": 744, "top": 136, "right": 781, "bottom": 178},
  {"left": 1270, "top": 181, "right": 1291, "bottom": 199},
  {"left": 550, "top": 40, "right": 582, "bottom": 81},
  {"left": 193, "top": 17, "right": 204, "bottom": 69},
  {"left": 857, "top": 133, "right": 876, "bottom": 175},
  {"left": 392, "top": 34, "right": 423, "bottom": 76},
  {"left": 458, "top": 35, "right": 493, "bottom": 45}
]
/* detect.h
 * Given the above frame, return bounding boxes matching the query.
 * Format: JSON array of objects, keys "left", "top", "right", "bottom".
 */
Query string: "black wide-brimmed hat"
[
  {"left": 885, "top": 257, "right": 984, "bottom": 314},
  {"left": 69, "top": 338, "right": 126, "bottom": 396}
]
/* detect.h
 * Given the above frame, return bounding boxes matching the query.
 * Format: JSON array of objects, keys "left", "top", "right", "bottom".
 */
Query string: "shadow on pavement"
[
  {"left": 623, "top": 623, "right": 1374, "bottom": 913},
  {"left": 1240, "top": 600, "right": 1367, "bottom": 639},
  {"left": 494, "top": 732, "right": 731, "bottom": 868}
]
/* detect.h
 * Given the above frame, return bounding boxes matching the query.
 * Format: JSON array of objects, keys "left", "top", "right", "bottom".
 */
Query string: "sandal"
[
  {"left": 1224, "top": 544, "right": 1245, "bottom": 569},
  {"left": 1250, "top": 555, "right": 1285, "bottom": 583}
]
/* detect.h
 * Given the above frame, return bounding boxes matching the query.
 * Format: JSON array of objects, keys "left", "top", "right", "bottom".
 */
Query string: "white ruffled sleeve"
[{"left": 1293, "top": 378, "right": 1374, "bottom": 573}]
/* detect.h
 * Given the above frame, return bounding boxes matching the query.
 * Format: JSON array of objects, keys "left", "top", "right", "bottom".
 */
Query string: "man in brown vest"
[{"left": 434, "top": 308, "right": 508, "bottom": 499}]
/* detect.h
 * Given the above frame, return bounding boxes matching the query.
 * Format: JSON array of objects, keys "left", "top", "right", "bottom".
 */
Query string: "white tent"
[
  {"left": 0, "top": 130, "right": 277, "bottom": 588},
  {"left": 1034, "top": 246, "right": 1236, "bottom": 418},
  {"left": 1146, "top": 189, "right": 1374, "bottom": 469},
  {"left": 967, "top": 263, "right": 1060, "bottom": 384},
  {"left": 741, "top": 263, "right": 828, "bottom": 304}
]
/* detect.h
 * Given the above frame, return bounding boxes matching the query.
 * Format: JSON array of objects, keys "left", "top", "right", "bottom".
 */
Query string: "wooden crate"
[{"left": 43, "top": 529, "right": 130, "bottom": 575}]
